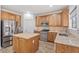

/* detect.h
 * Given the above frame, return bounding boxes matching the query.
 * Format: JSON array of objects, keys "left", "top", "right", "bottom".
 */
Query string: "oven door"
[{"left": 40, "top": 31, "right": 48, "bottom": 42}]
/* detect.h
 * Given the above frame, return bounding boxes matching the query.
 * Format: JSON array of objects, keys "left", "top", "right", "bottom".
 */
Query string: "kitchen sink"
[
  {"left": 59, "top": 33, "right": 68, "bottom": 36},
  {"left": 42, "top": 29, "right": 49, "bottom": 31}
]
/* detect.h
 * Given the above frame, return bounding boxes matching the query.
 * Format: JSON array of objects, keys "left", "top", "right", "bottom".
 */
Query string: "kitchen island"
[{"left": 13, "top": 33, "right": 40, "bottom": 53}]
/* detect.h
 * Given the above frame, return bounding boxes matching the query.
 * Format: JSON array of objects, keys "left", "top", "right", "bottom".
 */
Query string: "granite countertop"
[
  {"left": 13, "top": 33, "right": 40, "bottom": 39},
  {"left": 55, "top": 32, "right": 79, "bottom": 48}
]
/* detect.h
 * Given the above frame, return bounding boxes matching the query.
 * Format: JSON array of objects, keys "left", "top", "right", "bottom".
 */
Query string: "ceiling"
[{"left": 1, "top": 5, "right": 67, "bottom": 15}]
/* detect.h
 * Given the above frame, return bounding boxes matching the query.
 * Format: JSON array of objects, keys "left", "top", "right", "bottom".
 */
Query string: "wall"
[
  {"left": 22, "top": 13, "right": 35, "bottom": 33},
  {"left": 77, "top": 5, "right": 79, "bottom": 29}
]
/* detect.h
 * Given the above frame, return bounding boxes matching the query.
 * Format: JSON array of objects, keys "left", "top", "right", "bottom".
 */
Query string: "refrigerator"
[
  {"left": 0, "top": 20, "right": 1, "bottom": 48},
  {"left": 1, "top": 20, "right": 16, "bottom": 48}
]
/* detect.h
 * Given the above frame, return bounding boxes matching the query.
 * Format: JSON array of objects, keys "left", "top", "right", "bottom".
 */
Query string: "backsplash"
[{"left": 35, "top": 27, "right": 68, "bottom": 32}]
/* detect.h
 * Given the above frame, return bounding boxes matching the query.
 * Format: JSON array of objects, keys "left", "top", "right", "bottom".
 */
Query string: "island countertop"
[
  {"left": 13, "top": 33, "right": 40, "bottom": 39},
  {"left": 55, "top": 32, "right": 79, "bottom": 48}
]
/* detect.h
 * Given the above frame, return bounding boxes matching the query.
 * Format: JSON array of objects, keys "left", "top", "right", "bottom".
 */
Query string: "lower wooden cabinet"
[
  {"left": 55, "top": 43, "right": 79, "bottom": 53},
  {"left": 13, "top": 37, "right": 20, "bottom": 52},
  {"left": 13, "top": 36, "right": 40, "bottom": 53},
  {"left": 32, "top": 36, "right": 39, "bottom": 52},
  {"left": 48, "top": 32, "right": 57, "bottom": 43}
]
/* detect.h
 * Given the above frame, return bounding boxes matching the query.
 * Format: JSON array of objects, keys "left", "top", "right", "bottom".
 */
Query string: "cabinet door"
[
  {"left": 49, "top": 15, "right": 53, "bottom": 26},
  {"left": 13, "top": 37, "right": 20, "bottom": 52},
  {"left": 1, "top": 11, "right": 9, "bottom": 20},
  {"left": 49, "top": 14, "right": 57, "bottom": 26},
  {"left": 16, "top": 15, "right": 21, "bottom": 26},
  {"left": 1, "top": 11, "right": 16, "bottom": 20},
  {"left": 32, "top": 36, "right": 39, "bottom": 52},
  {"left": 49, "top": 14, "right": 62, "bottom": 26},
  {"left": 48, "top": 32, "right": 57, "bottom": 43},
  {"left": 19, "top": 38, "right": 33, "bottom": 53},
  {"left": 61, "top": 8, "right": 69, "bottom": 26},
  {"left": 56, "top": 13, "right": 62, "bottom": 26},
  {"left": 36, "top": 16, "right": 49, "bottom": 27},
  {"left": 9, "top": 13, "right": 16, "bottom": 20},
  {"left": 36, "top": 16, "right": 41, "bottom": 26},
  {"left": 48, "top": 32, "right": 53, "bottom": 42}
]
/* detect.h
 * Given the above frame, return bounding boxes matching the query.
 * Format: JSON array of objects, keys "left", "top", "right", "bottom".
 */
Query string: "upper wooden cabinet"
[
  {"left": 36, "top": 16, "right": 42, "bottom": 26},
  {"left": 36, "top": 15, "right": 49, "bottom": 27},
  {"left": 1, "top": 11, "right": 16, "bottom": 20},
  {"left": 15, "top": 15, "right": 21, "bottom": 26},
  {"left": 9, "top": 13, "right": 16, "bottom": 20},
  {"left": 61, "top": 8, "right": 69, "bottom": 27},
  {"left": 49, "top": 13, "right": 62, "bottom": 26},
  {"left": 1, "top": 11, "right": 21, "bottom": 27},
  {"left": 1, "top": 11, "right": 10, "bottom": 20},
  {"left": 36, "top": 13, "right": 62, "bottom": 27},
  {"left": 36, "top": 7, "right": 69, "bottom": 27}
]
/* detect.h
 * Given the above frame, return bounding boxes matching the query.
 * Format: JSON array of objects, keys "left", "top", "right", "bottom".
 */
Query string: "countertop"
[
  {"left": 55, "top": 32, "right": 79, "bottom": 48},
  {"left": 13, "top": 33, "right": 40, "bottom": 39}
]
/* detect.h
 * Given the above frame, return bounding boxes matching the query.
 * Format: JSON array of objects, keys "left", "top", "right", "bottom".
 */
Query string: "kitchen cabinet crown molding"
[{"left": 1, "top": 9, "right": 21, "bottom": 16}]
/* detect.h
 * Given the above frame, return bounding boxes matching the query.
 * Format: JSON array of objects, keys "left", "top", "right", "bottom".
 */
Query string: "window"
[{"left": 70, "top": 6, "right": 77, "bottom": 28}]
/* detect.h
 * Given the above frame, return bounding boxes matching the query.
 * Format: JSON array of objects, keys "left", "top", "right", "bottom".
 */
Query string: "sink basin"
[
  {"left": 42, "top": 29, "right": 49, "bottom": 31},
  {"left": 59, "top": 33, "right": 68, "bottom": 36}
]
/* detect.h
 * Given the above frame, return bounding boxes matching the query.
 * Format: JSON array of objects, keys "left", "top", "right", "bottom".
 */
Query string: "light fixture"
[
  {"left": 24, "top": 11, "right": 34, "bottom": 19},
  {"left": 49, "top": 5, "right": 53, "bottom": 7}
]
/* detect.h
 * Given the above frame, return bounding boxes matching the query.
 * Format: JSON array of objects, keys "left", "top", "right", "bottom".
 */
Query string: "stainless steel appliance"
[
  {"left": 40, "top": 31, "right": 48, "bottom": 42},
  {"left": 0, "top": 20, "right": 1, "bottom": 48},
  {"left": 40, "top": 21, "right": 49, "bottom": 42},
  {"left": 1, "top": 20, "right": 16, "bottom": 48}
]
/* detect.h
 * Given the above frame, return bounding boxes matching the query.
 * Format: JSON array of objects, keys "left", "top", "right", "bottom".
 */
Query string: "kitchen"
[{"left": 0, "top": 5, "right": 79, "bottom": 53}]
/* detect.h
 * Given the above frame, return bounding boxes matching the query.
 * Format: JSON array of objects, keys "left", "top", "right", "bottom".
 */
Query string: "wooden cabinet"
[
  {"left": 1, "top": 11, "right": 10, "bottom": 20},
  {"left": 36, "top": 16, "right": 41, "bottom": 26},
  {"left": 15, "top": 15, "right": 21, "bottom": 26},
  {"left": 56, "top": 43, "right": 79, "bottom": 53},
  {"left": 48, "top": 32, "right": 57, "bottom": 43},
  {"left": 36, "top": 13, "right": 62, "bottom": 27},
  {"left": 61, "top": 8, "right": 69, "bottom": 27},
  {"left": 19, "top": 38, "right": 33, "bottom": 53},
  {"left": 56, "top": 14, "right": 62, "bottom": 26},
  {"left": 35, "top": 7, "right": 69, "bottom": 27},
  {"left": 32, "top": 36, "right": 39, "bottom": 52},
  {"left": 36, "top": 16, "right": 41, "bottom": 27},
  {"left": 49, "top": 13, "right": 62, "bottom": 26},
  {"left": 9, "top": 13, "right": 16, "bottom": 20},
  {"left": 13, "top": 37, "right": 20, "bottom": 52},
  {"left": 1, "top": 11, "right": 16, "bottom": 20},
  {"left": 36, "top": 15, "right": 49, "bottom": 27},
  {"left": 13, "top": 35, "right": 40, "bottom": 53},
  {"left": 1, "top": 11, "right": 21, "bottom": 27}
]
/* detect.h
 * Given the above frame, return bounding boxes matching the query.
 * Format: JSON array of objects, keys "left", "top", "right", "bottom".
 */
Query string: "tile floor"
[{"left": 0, "top": 41, "right": 55, "bottom": 53}]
